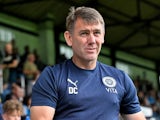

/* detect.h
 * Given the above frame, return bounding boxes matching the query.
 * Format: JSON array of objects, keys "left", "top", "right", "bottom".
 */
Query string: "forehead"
[
  {"left": 8, "top": 110, "right": 19, "bottom": 115},
  {"left": 74, "top": 18, "right": 103, "bottom": 30}
]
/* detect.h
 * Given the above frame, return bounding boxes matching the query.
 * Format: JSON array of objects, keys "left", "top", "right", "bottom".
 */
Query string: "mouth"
[{"left": 85, "top": 48, "right": 96, "bottom": 53}]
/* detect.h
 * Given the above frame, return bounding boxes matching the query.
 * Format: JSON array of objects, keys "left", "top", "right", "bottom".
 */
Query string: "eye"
[
  {"left": 94, "top": 31, "right": 101, "bottom": 36},
  {"left": 80, "top": 31, "right": 89, "bottom": 36}
]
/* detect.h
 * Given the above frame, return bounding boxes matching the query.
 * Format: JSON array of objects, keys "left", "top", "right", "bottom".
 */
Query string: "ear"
[
  {"left": 101, "top": 32, "right": 105, "bottom": 44},
  {"left": 102, "top": 39, "right": 104, "bottom": 44},
  {"left": 64, "top": 31, "right": 72, "bottom": 46}
]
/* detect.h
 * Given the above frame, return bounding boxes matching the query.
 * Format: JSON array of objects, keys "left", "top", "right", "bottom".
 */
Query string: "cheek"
[
  {"left": 97, "top": 39, "right": 103, "bottom": 47},
  {"left": 99, "top": 36, "right": 104, "bottom": 44},
  {"left": 72, "top": 43, "right": 82, "bottom": 52},
  {"left": 72, "top": 39, "right": 84, "bottom": 48},
  {"left": 72, "top": 42, "right": 84, "bottom": 55}
]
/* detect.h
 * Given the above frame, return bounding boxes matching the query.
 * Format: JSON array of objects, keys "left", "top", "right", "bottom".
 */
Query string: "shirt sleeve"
[
  {"left": 31, "top": 66, "right": 58, "bottom": 108},
  {"left": 120, "top": 72, "right": 141, "bottom": 114}
]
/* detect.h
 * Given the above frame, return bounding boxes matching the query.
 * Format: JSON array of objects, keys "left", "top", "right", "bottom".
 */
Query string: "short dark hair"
[{"left": 66, "top": 6, "right": 105, "bottom": 33}]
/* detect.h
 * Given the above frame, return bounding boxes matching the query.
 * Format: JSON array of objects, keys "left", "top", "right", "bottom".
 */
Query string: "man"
[
  {"left": 0, "top": 42, "right": 19, "bottom": 85},
  {"left": 0, "top": 42, "right": 20, "bottom": 102},
  {"left": 30, "top": 6, "right": 146, "bottom": 120},
  {"left": 23, "top": 53, "right": 40, "bottom": 95}
]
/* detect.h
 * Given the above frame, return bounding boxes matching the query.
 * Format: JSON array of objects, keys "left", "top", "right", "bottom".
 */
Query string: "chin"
[{"left": 86, "top": 56, "right": 97, "bottom": 61}]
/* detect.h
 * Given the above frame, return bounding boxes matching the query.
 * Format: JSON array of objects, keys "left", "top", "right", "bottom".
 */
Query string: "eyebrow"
[{"left": 79, "top": 28, "right": 101, "bottom": 32}]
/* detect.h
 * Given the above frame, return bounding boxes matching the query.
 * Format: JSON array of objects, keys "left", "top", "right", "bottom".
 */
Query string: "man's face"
[
  {"left": 69, "top": 18, "right": 105, "bottom": 62},
  {"left": 12, "top": 83, "right": 24, "bottom": 98},
  {"left": 5, "top": 43, "right": 13, "bottom": 54}
]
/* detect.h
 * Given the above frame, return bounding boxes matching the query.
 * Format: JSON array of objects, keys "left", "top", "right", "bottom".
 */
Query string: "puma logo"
[{"left": 67, "top": 79, "right": 78, "bottom": 87}]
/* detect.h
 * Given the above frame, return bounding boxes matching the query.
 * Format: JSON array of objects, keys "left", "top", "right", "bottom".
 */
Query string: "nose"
[{"left": 87, "top": 33, "right": 96, "bottom": 44}]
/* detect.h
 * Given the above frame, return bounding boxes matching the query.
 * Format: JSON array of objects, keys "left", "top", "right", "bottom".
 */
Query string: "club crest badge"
[
  {"left": 102, "top": 76, "right": 117, "bottom": 94},
  {"left": 102, "top": 76, "right": 116, "bottom": 87}
]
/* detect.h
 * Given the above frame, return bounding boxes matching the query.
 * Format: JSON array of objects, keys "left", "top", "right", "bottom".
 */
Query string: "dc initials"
[{"left": 68, "top": 87, "right": 78, "bottom": 94}]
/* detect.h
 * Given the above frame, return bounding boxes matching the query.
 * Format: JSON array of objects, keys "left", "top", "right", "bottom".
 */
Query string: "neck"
[{"left": 72, "top": 57, "right": 97, "bottom": 70}]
